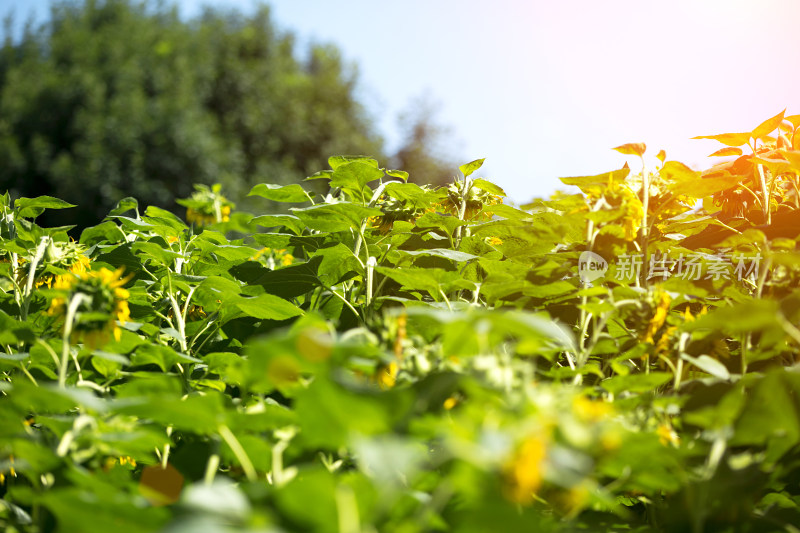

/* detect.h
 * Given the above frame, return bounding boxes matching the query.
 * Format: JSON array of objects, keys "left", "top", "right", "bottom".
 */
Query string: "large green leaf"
[
  {"left": 664, "top": 160, "right": 740, "bottom": 197},
  {"left": 559, "top": 167, "right": 630, "bottom": 191},
  {"left": 375, "top": 266, "right": 474, "bottom": 300},
  {"left": 229, "top": 256, "right": 323, "bottom": 299},
  {"left": 329, "top": 161, "right": 384, "bottom": 192},
  {"left": 130, "top": 344, "right": 201, "bottom": 372},
  {"left": 601, "top": 372, "right": 672, "bottom": 394},
  {"left": 248, "top": 183, "right": 312, "bottom": 203},
  {"left": 15, "top": 196, "right": 76, "bottom": 218},
  {"left": 234, "top": 293, "right": 304, "bottom": 320},
  {"left": 328, "top": 155, "right": 379, "bottom": 170},
  {"left": 291, "top": 203, "right": 382, "bottom": 233},
  {"left": 613, "top": 142, "right": 646, "bottom": 156},
  {"left": 459, "top": 158, "right": 485, "bottom": 179},
  {"left": 752, "top": 109, "right": 785, "bottom": 140},
  {"left": 691, "top": 131, "right": 751, "bottom": 147}
]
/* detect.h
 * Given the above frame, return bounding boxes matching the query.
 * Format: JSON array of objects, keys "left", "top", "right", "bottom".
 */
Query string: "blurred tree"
[
  {"left": 392, "top": 92, "right": 459, "bottom": 188},
  {"left": 0, "top": 0, "right": 384, "bottom": 228}
]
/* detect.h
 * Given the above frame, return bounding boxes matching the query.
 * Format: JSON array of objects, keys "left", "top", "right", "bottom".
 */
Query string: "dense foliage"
[
  {"left": 2, "top": 110, "right": 800, "bottom": 532},
  {"left": 0, "top": 0, "right": 454, "bottom": 229}
]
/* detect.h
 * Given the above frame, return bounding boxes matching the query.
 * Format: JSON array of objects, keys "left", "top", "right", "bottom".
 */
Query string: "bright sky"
[{"left": 6, "top": 0, "right": 800, "bottom": 203}]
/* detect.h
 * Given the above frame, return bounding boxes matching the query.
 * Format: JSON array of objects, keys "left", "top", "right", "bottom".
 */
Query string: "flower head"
[
  {"left": 178, "top": 184, "right": 234, "bottom": 227},
  {"left": 18, "top": 240, "right": 91, "bottom": 289},
  {"left": 503, "top": 433, "right": 547, "bottom": 505},
  {"left": 48, "top": 267, "right": 133, "bottom": 349},
  {"left": 641, "top": 290, "right": 671, "bottom": 343}
]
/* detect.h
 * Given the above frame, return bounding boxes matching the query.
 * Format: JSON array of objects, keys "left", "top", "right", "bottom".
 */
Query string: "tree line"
[{"left": 0, "top": 0, "right": 455, "bottom": 228}]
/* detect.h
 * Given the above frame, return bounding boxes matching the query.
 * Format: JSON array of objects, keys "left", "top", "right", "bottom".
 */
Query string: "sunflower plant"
[{"left": 2, "top": 112, "right": 800, "bottom": 533}]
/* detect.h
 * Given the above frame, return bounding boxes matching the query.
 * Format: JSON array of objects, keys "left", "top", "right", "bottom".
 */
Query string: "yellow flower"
[
  {"left": 657, "top": 423, "right": 680, "bottom": 447},
  {"left": 48, "top": 267, "right": 133, "bottom": 349},
  {"left": 281, "top": 253, "right": 294, "bottom": 267},
  {"left": 642, "top": 290, "right": 670, "bottom": 344},
  {"left": 487, "top": 236, "right": 503, "bottom": 246},
  {"left": 655, "top": 326, "right": 677, "bottom": 357},
  {"left": 573, "top": 395, "right": 614, "bottom": 421},
  {"left": 503, "top": 434, "right": 547, "bottom": 505},
  {"left": 443, "top": 396, "right": 458, "bottom": 410},
  {"left": 250, "top": 247, "right": 270, "bottom": 261},
  {"left": 35, "top": 254, "right": 91, "bottom": 289},
  {"left": 376, "top": 361, "right": 398, "bottom": 389},
  {"left": 0, "top": 455, "right": 16, "bottom": 485},
  {"left": 186, "top": 207, "right": 215, "bottom": 227}
]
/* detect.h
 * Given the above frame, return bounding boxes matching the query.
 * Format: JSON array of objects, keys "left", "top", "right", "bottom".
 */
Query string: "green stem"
[
  {"left": 454, "top": 177, "right": 473, "bottom": 249},
  {"left": 438, "top": 288, "right": 453, "bottom": 312},
  {"left": 639, "top": 158, "right": 650, "bottom": 287},
  {"left": 59, "top": 293, "right": 87, "bottom": 388},
  {"left": 21, "top": 237, "right": 49, "bottom": 321},
  {"left": 757, "top": 164, "right": 771, "bottom": 225},
  {"left": 204, "top": 453, "right": 220, "bottom": 486},
  {"left": 218, "top": 424, "right": 257, "bottom": 482},
  {"left": 335, "top": 484, "right": 361, "bottom": 533}
]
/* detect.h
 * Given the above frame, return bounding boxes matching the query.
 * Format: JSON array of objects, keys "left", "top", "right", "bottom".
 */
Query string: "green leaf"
[
  {"left": 311, "top": 243, "right": 361, "bottom": 286},
  {"left": 400, "top": 248, "right": 479, "bottom": 263},
  {"left": 384, "top": 182, "right": 438, "bottom": 208},
  {"left": 15, "top": 196, "right": 76, "bottom": 218},
  {"left": 684, "top": 299, "right": 779, "bottom": 333},
  {"left": 328, "top": 155, "right": 379, "bottom": 170},
  {"left": 691, "top": 131, "right": 751, "bottom": 147},
  {"left": 559, "top": 167, "right": 630, "bottom": 191},
  {"left": 601, "top": 372, "right": 672, "bottom": 394},
  {"left": 248, "top": 183, "right": 311, "bottom": 203},
  {"left": 114, "top": 392, "right": 225, "bottom": 434},
  {"left": 108, "top": 197, "right": 139, "bottom": 217},
  {"left": 663, "top": 160, "right": 739, "bottom": 197},
  {"left": 472, "top": 178, "right": 506, "bottom": 197},
  {"left": 291, "top": 203, "right": 382, "bottom": 233},
  {"left": 295, "top": 379, "right": 395, "bottom": 448},
  {"left": 80, "top": 220, "right": 124, "bottom": 246},
  {"left": 329, "top": 161, "right": 384, "bottom": 195},
  {"left": 375, "top": 266, "right": 474, "bottom": 300},
  {"left": 305, "top": 169, "right": 334, "bottom": 181},
  {"left": 385, "top": 169, "right": 409, "bottom": 181},
  {"left": 752, "top": 109, "right": 785, "bottom": 140},
  {"left": 131, "top": 241, "right": 181, "bottom": 266},
  {"left": 459, "top": 158, "right": 485, "bottom": 179},
  {"left": 234, "top": 293, "right": 304, "bottom": 320},
  {"left": 681, "top": 354, "right": 730, "bottom": 380},
  {"left": 41, "top": 488, "right": 169, "bottom": 533},
  {"left": 229, "top": 256, "right": 323, "bottom": 299},
  {"left": 414, "top": 212, "right": 468, "bottom": 238},
  {"left": 143, "top": 205, "right": 187, "bottom": 232},
  {"left": 613, "top": 142, "right": 646, "bottom": 156},
  {"left": 708, "top": 147, "right": 743, "bottom": 157},
  {"left": 251, "top": 214, "right": 306, "bottom": 235},
  {"left": 732, "top": 369, "right": 800, "bottom": 459},
  {"left": 0, "top": 310, "right": 35, "bottom": 344},
  {"left": 130, "top": 344, "right": 200, "bottom": 372}
]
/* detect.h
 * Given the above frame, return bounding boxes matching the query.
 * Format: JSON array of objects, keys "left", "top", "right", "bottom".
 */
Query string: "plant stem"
[
  {"left": 59, "top": 293, "right": 87, "bottom": 388},
  {"left": 218, "top": 424, "right": 257, "bottom": 482}
]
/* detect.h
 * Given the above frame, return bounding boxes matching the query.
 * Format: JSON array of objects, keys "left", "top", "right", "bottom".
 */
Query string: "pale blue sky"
[{"left": 5, "top": 0, "right": 800, "bottom": 203}]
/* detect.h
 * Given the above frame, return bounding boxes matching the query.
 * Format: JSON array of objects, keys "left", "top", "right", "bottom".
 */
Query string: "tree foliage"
[{"left": 0, "top": 0, "right": 384, "bottom": 228}]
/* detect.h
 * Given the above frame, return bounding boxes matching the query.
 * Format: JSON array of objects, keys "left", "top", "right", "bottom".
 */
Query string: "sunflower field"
[{"left": 2, "top": 111, "right": 800, "bottom": 532}]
